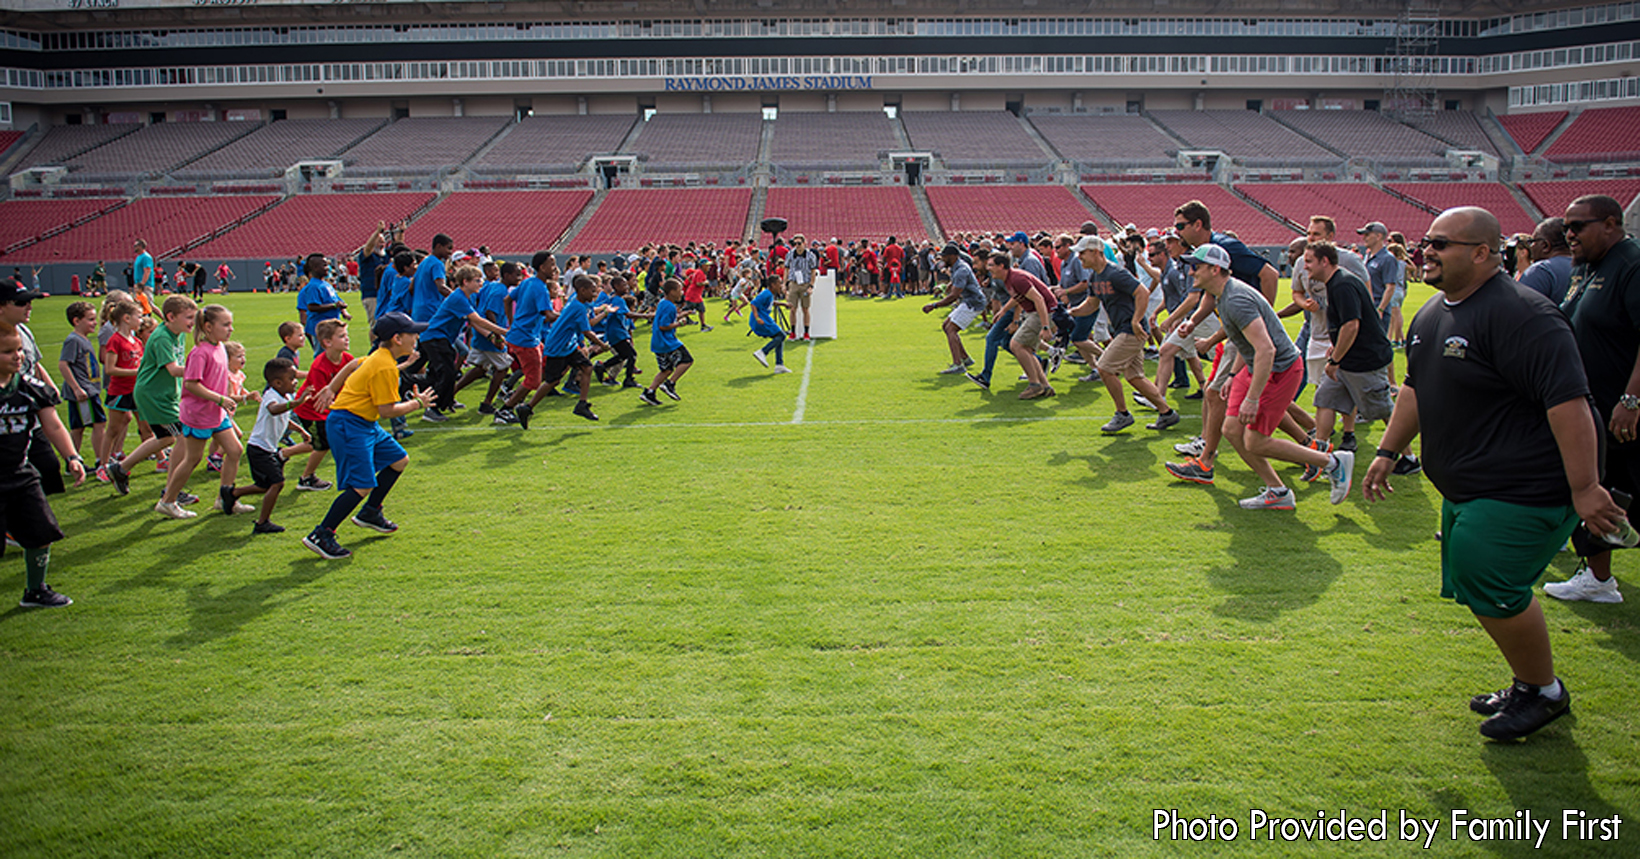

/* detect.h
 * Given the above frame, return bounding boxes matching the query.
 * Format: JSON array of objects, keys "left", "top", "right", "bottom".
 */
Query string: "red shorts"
[
  {"left": 507, "top": 343, "right": 544, "bottom": 390},
  {"left": 1226, "top": 360, "right": 1303, "bottom": 437}
]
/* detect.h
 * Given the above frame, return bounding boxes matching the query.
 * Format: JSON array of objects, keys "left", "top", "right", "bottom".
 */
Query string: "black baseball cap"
[{"left": 372, "top": 311, "right": 427, "bottom": 340}]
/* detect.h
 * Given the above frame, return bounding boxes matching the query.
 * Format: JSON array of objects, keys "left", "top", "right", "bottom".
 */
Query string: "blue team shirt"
[
  {"left": 506, "top": 276, "right": 552, "bottom": 348},
  {"left": 597, "top": 292, "right": 632, "bottom": 343},
  {"left": 409, "top": 255, "right": 447, "bottom": 323},
  {"left": 471, "top": 280, "right": 509, "bottom": 352},
  {"left": 297, "top": 277, "right": 341, "bottom": 339},
  {"left": 1213, "top": 231, "right": 1271, "bottom": 287},
  {"left": 358, "top": 250, "right": 386, "bottom": 299},
  {"left": 380, "top": 271, "right": 413, "bottom": 318},
  {"left": 134, "top": 252, "right": 154, "bottom": 289},
  {"left": 750, "top": 288, "right": 782, "bottom": 337},
  {"left": 651, "top": 299, "right": 683, "bottom": 353},
  {"left": 423, "top": 288, "right": 476, "bottom": 343},
  {"left": 542, "top": 298, "right": 590, "bottom": 358}
]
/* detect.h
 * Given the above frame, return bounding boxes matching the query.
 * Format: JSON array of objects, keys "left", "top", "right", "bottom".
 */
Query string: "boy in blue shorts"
[
  {"left": 640, "top": 278, "right": 697, "bottom": 405},
  {"left": 302, "top": 312, "right": 435, "bottom": 560},
  {"left": 515, "top": 274, "right": 608, "bottom": 427}
]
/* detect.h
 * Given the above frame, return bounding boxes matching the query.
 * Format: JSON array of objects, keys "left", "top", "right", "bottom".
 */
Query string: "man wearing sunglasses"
[
  {"left": 1516, "top": 217, "right": 1573, "bottom": 305},
  {"left": 1553, "top": 194, "right": 1640, "bottom": 605},
  {"left": 1365, "top": 206, "right": 1623, "bottom": 741}
]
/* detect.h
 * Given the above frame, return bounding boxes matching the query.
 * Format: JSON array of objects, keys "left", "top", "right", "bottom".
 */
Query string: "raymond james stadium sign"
[{"left": 664, "top": 76, "right": 873, "bottom": 91}]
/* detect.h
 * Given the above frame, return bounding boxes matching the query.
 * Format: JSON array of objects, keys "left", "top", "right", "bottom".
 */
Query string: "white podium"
[{"left": 807, "top": 272, "right": 838, "bottom": 339}]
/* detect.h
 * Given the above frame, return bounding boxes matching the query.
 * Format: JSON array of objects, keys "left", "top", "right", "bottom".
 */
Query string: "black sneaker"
[
  {"left": 252, "top": 520, "right": 286, "bottom": 535},
  {"left": 573, "top": 401, "right": 599, "bottom": 421},
  {"left": 302, "top": 527, "right": 352, "bottom": 560},
  {"left": 621, "top": 380, "right": 643, "bottom": 389},
  {"left": 177, "top": 491, "right": 200, "bottom": 506},
  {"left": 966, "top": 372, "right": 990, "bottom": 390},
  {"left": 19, "top": 584, "right": 72, "bottom": 608},
  {"left": 493, "top": 408, "right": 519, "bottom": 426},
  {"left": 1183, "top": 389, "right": 1203, "bottom": 400},
  {"left": 1338, "top": 433, "right": 1358, "bottom": 453},
  {"left": 478, "top": 402, "right": 496, "bottom": 415},
  {"left": 542, "top": 388, "right": 563, "bottom": 398},
  {"left": 516, "top": 402, "right": 534, "bottom": 430},
  {"left": 1147, "top": 410, "right": 1182, "bottom": 431},
  {"left": 1479, "top": 680, "right": 1570, "bottom": 741},
  {"left": 638, "top": 389, "right": 661, "bottom": 406},
  {"left": 1393, "top": 455, "right": 1423, "bottom": 476},
  {"left": 108, "top": 459, "right": 130, "bottom": 495},
  {"left": 661, "top": 381, "right": 681, "bottom": 401},
  {"left": 1470, "top": 685, "right": 1512, "bottom": 716},
  {"left": 297, "top": 475, "right": 332, "bottom": 491},
  {"left": 351, "top": 505, "right": 399, "bottom": 534}
]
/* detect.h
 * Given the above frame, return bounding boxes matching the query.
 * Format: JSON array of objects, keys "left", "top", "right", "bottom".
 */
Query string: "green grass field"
[{"left": 2, "top": 287, "right": 1635, "bottom": 858}]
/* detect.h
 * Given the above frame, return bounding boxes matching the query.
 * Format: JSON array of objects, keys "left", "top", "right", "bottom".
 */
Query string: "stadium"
[{"left": 1, "top": 0, "right": 1638, "bottom": 855}]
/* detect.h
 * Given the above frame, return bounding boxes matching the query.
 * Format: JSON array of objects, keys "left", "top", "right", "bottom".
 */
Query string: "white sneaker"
[
  {"left": 938, "top": 363, "right": 967, "bottom": 375},
  {"left": 752, "top": 350, "right": 769, "bottom": 368},
  {"left": 773, "top": 365, "right": 793, "bottom": 374},
  {"left": 155, "top": 500, "right": 197, "bottom": 520},
  {"left": 213, "top": 497, "right": 256, "bottom": 515},
  {"left": 1543, "top": 567, "right": 1623, "bottom": 603},
  {"left": 1326, "top": 451, "right": 1355, "bottom": 505},
  {"left": 1238, "top": 487, "right": 1296, "bottom": 510},
  {"left": 1174, "top": 436, "right": 1205, "bottom": 457},
  {"left": 1132, "top": 394, "right": 1159, "bottom": 411}
]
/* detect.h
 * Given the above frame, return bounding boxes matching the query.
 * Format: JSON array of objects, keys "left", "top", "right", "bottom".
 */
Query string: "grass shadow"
[
  {"left": 165, "top": 555, "right": 334, "bottom": 649},
  {"left": 1472, "top": 731, "right": 1630, "bottom": 857},
  {"left": 1201, "top": 484, "right": 1345, "bottom": 622}
]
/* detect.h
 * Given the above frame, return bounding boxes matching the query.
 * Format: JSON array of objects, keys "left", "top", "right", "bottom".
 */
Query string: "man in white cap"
[
  {"left": 1175, "top": 244, "right": 1353, "bottom": 509},
  {"left": 1067, "top": 236, "right": 1181, "bottom": 432}
]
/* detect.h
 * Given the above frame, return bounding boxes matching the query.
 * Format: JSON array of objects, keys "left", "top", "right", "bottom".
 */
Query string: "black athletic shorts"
[
  {"left": 149, "top": 421, "right": 184, "bottom": 440},
  {"left": 246, "top": 444, "right": 285, "bottom": 489},
  {"left": 656, "top": 345, "right": 693, "bottom": 373},
  {"left": 299, "top": 415, "right": 330, "bottom": 452},
  {"left": 28, "top": 431, "right": 63, "bottom": 496},
  {"left": 0, "top": 476, "right": 65, "bottom": 551},
  {"left": 542, "top": 350, "right": 592, "bottom": 387}
]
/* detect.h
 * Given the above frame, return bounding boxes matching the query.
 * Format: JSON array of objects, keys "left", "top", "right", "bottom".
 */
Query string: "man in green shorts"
[{"left": 1365, "top": 206, "right": 1625, "bottom": 741}]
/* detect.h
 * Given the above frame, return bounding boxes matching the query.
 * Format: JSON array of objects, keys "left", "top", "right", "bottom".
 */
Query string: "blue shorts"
[
  {"left": 181, "top": 417, "right": 235, "bottom": 440},
  {"left": 325, "top": 409, "right": 406, "bottom": 491}
]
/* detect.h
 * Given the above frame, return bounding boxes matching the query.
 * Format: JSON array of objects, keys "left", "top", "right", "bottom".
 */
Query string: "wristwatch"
[
  {"left": 1621, "top": 394, "right": 1640, "bottom": 411},
  {"left": 1374, "top": 448, "right": 1399, "bottom": 461}
]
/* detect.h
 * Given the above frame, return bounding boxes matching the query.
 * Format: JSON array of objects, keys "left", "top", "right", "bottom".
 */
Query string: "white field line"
[
  {"left": 791, "top": 343, "right": 815, "bottom": 424},
  {"left": 409, "top": 413, "right": 1200, "bottom": 434}
]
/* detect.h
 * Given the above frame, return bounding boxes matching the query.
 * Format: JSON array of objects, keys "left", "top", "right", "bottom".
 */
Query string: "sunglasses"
[
  {"left": 1173, "top": 223, "right": 1189, "bottom": 232},
  {"left": 1418, "top": 236, "right": 1487, "bottom": 251},
  {"left": 1563, "top": 219, "right": 1604, "bottom": 234}
]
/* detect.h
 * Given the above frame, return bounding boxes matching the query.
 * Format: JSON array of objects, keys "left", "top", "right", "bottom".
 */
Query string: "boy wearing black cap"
[{"left": 302, "top": 312, "right": 435, "bottom": 560}]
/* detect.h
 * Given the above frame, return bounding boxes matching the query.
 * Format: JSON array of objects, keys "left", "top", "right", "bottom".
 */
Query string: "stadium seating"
[
  {"left": 0, "top": 198, "right": 122, "bottom": 253},
  {"left": 474, "top": 115, "right": 636, "bottom": 173},
  {"left": 63, "top": 121, "right": 260, "bottom": 178},
  {"left": 1272, "top": 110, "right": 1448, "bottom": 164},
  {"left": 0, "top": 130, "right": 23, "bottom": 156},
  {"left": 900, "top": 112, "right": 1048, "bottom": 167},
  {"left": 1028, "top": 115, "right": 1176, "bottom": 166},
  {"left": 626, "top": 114, "right": 763, "bottom": 169},
  {"left": 768, "top": 112, "right": 897, "bottom": 168},
  {"left": 1148, "top": 110, "right": 1337, "bottom": 166},
  {"left": 405, "top": 190, "right": 594, "bottom": 255},
  {"left": 186, "top": 192, "right": 433, "bottom": 260},
  {"left": 1082, "top": 183, "right": 1296, "bottom": 246},
  {"left": 1387, "top": 183, "right": 1537, "bottom": 235},
  {"left": 1497, "top": 111, "right": 1566, "bottom": 154},
  {"left": 176, "top": 119, "right": 386, "bottom": 178},
  {"left": 1404, "top": 111, "right": 1500, "bottom": 157},
  {"left": 926, "top": 186, "right": 1094, "bottom": 237},
  {"left": 14, "top": 195, "right": 278, "bottom": 262},
  {"left": 1235, "top": 183, "right": 1433, "bottom": 243},
  {"left": 1518, "top": 180, "right": 1640, "bottom": 219},
  {"left": 1543, "top": 106, "right": 1640, "bottom": 163},
  {"left": 9, "top": 124, "right": 139, "bottom": 174},
  {"left": 569, "top": 188, "right": 753, "bottom": 252},
  {"left": 764, "top": 186, "right": 929, "bottom": 246},
  {"left": 339, "top": 117, "right": 510, "bottom": 174}
]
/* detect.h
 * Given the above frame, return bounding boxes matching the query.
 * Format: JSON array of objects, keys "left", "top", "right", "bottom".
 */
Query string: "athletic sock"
[
  {"left": 24, "top": 546, "right": 48, "bottom": 591},
  {"left": 365, "top": 466, "right": 402, "bottom": 509},
  {"left": 1537, "top": 678, "right": 1565, "bottom": 700},
  {"left": 320, "top": 491, "right": 365, "bottom": 533}
]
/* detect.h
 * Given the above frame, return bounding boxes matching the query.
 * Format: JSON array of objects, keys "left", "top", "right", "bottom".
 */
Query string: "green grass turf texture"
[{"left": 2, "top": 285, "right": 1636, "bottom": 858}]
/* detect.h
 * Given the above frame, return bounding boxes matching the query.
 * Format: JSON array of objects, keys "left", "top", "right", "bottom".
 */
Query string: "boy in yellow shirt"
[{"left": 302, "top": 312, "right": 434, "bottom": 560}]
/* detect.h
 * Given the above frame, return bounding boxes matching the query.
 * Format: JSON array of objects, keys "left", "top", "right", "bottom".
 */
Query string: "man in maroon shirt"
[{"left": 986, "top": 252, "right": 1059, "bottom": 399}]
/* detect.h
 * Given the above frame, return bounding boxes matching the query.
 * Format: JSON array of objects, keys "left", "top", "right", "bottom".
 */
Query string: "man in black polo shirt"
[
  {"left": 1365, "top": 206, "right": 1624, "bottom": 741},
  {"left": 1553, "top": 193, "right": 1640, "bottom": 604}
]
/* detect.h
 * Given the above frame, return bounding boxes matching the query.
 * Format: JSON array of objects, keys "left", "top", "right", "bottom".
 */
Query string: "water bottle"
[{"left": 1599, "top": 489, "right": 1640, "bottom": 548}]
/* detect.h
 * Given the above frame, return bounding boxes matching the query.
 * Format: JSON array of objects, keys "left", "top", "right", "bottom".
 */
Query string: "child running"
[
  {"left": 156, "top": 304, "right": 251, "bottom": 520},
  {"left": 99, "top": 299, "right": 143, "bottom": 478},
  {"left": 1, "top": 324, "right": 87, "bottom": 608},
  {"left": 593, "top": 276, "right": 642, "bottom": 389},
  {"left": 513, "top": 274, "right": 608, "bottom": 427},
  {"left": 292, "top": 319, "right": 352, "bottom": 491},
  {"left": 749, "top": 277, "right": 792, "bottom": 375},
  {"left": 640, "top": 278, "right": 698, "bottom": 405},
  {"left": 231, "top": 357, "right": 314, "bottom": 534},
  {"left": 57, "top": 301, "right": 106, "bottom": 472},
  {"left": 302, "top": 312, "right": 436, "bottom": 560},
  {"left": 108, "top": 295, "right": 197, "bottom": 498}
]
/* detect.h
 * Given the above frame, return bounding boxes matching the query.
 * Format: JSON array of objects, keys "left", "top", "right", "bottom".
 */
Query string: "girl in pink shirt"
[{"left": 156, "top": 304, "right": 251, "bottom": 519}]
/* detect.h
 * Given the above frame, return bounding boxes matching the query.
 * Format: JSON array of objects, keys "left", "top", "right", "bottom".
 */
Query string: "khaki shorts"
[
  {"left": 1096, "top": 332, "right": 1146, "bottom": 379},
  {"left": 1163, "top": 313, "right": 1219, "bottom": 351},
  {"left": 1011, "top": 311, "right": 1045, "bottom": 351},
  {"left": 787, "top": 281, "right": 812, "bottom": 309},
  {"left": 1206, "top": 347, "right": 1240, "bottom": 393}
]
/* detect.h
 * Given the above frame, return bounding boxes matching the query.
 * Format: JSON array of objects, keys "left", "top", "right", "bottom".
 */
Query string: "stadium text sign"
[{"left": 663, "top": 76, "right": 873, "bottom": 92}]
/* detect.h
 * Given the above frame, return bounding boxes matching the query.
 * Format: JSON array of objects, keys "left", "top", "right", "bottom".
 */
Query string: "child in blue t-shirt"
[
  {"left": 455, "top": 260, "right": 520, "bottom": 414},
  {"left": 594, "top": 276, "right": 647, "bottom": 390},
  {"left": 749, "top": 281, "right": 791, "bottom": 374},
  {"left": 639, "top": 279, "right": 696, "bottom": 406},
  {"left": 515, "top": 274, "right": 608, "bottom": 427}
]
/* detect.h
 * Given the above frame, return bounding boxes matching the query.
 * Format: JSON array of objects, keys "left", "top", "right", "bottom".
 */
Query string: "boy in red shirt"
[
  {"left": 291, "top": 318, "right": 352, "bottom": 491},
  {"left": 682, "top": 261, "right": 712, "bottom": 332}
]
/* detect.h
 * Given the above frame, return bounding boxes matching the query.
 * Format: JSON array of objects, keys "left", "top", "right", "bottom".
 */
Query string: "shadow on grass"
[
  {"left": 1201, "top": 482, "right": 1344, "bottom": 622},
  {"left": 1469, "top": 730, "right": 1630, "bottom": 857},
  {"left": 165, "top": 555, "right": 335, "bottom": 649},
  {"left": 1538, "top": 561, "right": 1640, "bottom": 667},
  {"left": 1048, "top": 436, "right": 1161, "bottom": 492}
]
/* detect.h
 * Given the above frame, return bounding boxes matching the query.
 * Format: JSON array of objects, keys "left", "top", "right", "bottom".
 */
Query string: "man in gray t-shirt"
[
  {"left": 922, "top": 244, "right": 987, "bottom": 373},
  {"left": 1171, "top": 244, "right": 1351, "bottom": 511}
]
